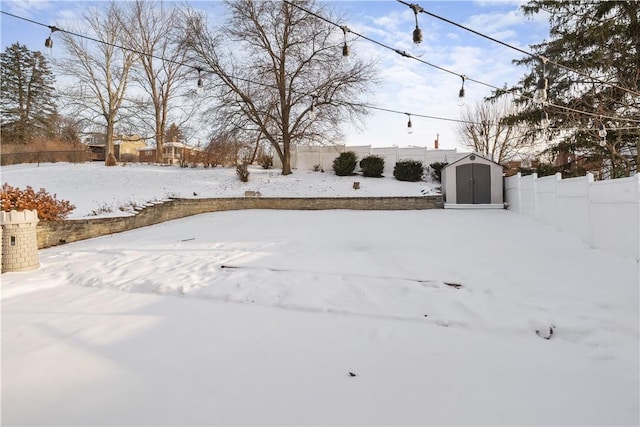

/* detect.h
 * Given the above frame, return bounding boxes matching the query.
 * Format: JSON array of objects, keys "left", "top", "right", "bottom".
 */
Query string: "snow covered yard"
[{"left": 1, "top": 163, "right": 639, "bottom": 425}]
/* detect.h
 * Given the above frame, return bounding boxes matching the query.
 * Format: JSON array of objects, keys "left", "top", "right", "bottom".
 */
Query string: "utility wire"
[
  {"left": 396, "top": 0, "right": 640, "bottom": 98},
  {"left": 284, "top": 1, "right": 640, "bottom": 125},
  {"left": 2, "top": 8, "right": 638, "bottom": 131},
  {"left": 1, "top": 9, "right": 481, "bottom": 127},
  {"left": 283, "top": 0, "right": 491, "bottom": 90}
]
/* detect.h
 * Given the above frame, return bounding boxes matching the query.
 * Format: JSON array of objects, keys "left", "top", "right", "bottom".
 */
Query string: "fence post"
[
  {"left": 635, "top": 173, "right": 640, "bottom": 262},
  {"left": 514, "top": 172, "right": 522, "bottom": 214},
  {"left": 585, "top": 173, "right": 595, "bottom": 251}
]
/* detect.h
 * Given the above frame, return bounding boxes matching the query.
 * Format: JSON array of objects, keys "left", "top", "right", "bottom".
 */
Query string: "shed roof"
[{"left": 442, "top": 152, "right": 503, "bottom": 169}]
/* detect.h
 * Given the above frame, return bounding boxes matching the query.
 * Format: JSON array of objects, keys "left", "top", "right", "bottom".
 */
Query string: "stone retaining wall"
[{"left": 37, "top": 196, "right": 443, "bottom": 249}]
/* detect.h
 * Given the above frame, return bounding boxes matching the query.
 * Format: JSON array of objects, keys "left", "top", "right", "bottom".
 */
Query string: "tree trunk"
[
  {"left": 105, "top": 120, "right": 117, "bottom": 166},
  {"left": 281, "top": 138, "right": 292, "bottom": 175}
]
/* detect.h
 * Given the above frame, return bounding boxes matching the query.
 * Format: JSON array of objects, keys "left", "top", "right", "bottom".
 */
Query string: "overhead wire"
[
  {"left": 1, "top": 8, "right": 480, "bottom": 128},
  {"left": 396, "top": 0, "right": 640, "bottom": 98},
  {"left": 284, "top": 1, "right": 640, "bottom": 126},
  {"left": 2, "top": 6, "right": 639, "bottom": 131}
]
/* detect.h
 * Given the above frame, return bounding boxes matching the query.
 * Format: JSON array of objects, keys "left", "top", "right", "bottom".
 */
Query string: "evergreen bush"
[
  {"left": 332, "top": 151, "right": 357, "bottom": 176},
  {"left": 393, "top": 160, "right": 424, "bottom": 182},
  {"left": 359, "top": 155, "right": 385, "bottom": 177},
  {"left": 429, "top": 162, "right": 448, "bottom": 182}
]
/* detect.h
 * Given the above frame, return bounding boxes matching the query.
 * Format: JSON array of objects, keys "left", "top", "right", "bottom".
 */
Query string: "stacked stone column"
[{"left": 1, "top": 210, "right": 40, "bottom": 273}]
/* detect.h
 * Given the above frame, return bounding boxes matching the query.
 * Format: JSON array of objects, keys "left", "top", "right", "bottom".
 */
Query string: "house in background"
[
  {"left": 84, "top": 134, "right": 148, "bottom": 162},
  {"left": 138, "top": 141, "right": 201, "bottom": 164},
  {"left": 117, "top": 135, "right": 147, "bottom": 162}
]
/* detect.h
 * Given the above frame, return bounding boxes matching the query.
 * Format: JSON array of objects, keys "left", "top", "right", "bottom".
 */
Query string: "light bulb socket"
[
  {"left": 45, "top": 37, "right": 53, "bottom": 49},
  {"left": 413, "top": 27, "right": 423, "bottom": 45},
  {"left": 458, "top": 88, "right": 465, "bottom": 98},
  {"left": 342, "top": 42, "right": 349, "bottom": 57},
  {"left": 536, "top": 77, "right": 548, "bottom": 91},
  {"left": 540, "top": 111, "right": 550, "bottom": 128}
]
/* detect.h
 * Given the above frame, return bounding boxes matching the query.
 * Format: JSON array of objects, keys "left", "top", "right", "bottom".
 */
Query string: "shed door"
[{"left": 456, "top": 163, "right": 491, "bottom": 204}]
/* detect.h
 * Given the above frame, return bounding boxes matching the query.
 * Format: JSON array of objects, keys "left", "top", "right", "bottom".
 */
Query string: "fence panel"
[
  {"left": 506, "top": 172, "right": 640, "bottom": 261},
  {"left": 518, "top": 174, "right": 537, "bottom": 218},
  {"left": 504, "top": 173, "right": 521, "bottom": 213},
  {"left": 535, "top": 173, "right": 561, "bottom": 226},
  {"left": 557, "top": 174, "right": 592, "bottom": 243},
  {"left": 589, "top": 175, "right": 640, "bottom": 261}
]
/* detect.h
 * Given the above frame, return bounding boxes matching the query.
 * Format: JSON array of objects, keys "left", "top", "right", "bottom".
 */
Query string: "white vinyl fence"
[
  {"left": 505, "top": 172, "right": 640, "bottom": 261},
  {"left": 276, "top": 144, "right": 464, "bottom": 175}
]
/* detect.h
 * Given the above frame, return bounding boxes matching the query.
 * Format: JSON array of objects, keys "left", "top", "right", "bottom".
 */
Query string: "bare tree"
[
  {"left": 121, "top": 0, "right": 193, "bottom": 164},
  {"left": 57, "top": 1, "right": 136, "bottom": 166},
  {"left": 183, "top": 0, "right": 376, "bottom": 175},
  {"left": 458, "top": 99, "right": 536, "bottom": 165}
]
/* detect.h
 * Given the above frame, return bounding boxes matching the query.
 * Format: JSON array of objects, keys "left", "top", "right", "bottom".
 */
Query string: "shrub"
[
  {"left": 313, "top": 164, "right": 321, "bottom": 172},
  {"left": 257, "top": 153, "right": 274, "bottom": 169},
  {"left": 359, "top": 155, "right": 385, "bottom": 177},
  {"left": 236, "top": 162, "right": 250, "bottom": 182},
  {"left": 429, "top": 162, "right": 448, "bottom": 182},
  {"left": 393, "top": 160, "right": 424, "bottom": 182},
  {"left": 1, "top": 183, "right": 75, "bottom": 220},
  {"left": 332, "top": 151, "right": 357, "bottom": 176},
  {"left": 120, "top": 153, "right": 138, "bottom": 163}
]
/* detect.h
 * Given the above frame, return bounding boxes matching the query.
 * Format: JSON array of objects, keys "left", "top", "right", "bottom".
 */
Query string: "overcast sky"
[{"left": 1, "top": 0, "right": 550, "bottom": 150}]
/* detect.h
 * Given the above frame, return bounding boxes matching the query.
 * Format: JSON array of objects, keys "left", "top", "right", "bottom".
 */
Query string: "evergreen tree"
[
  {"left": 165, "top": 122, "right": 184, "bottom": 143},
  {"left": 0, "top": 42, "right": 58, "bottom": 144},
  {"left": 500, "top": 1, "right": 639, "bottom": 178}
]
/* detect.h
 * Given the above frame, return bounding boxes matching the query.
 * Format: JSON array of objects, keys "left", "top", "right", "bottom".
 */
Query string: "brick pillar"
[{"left": 1, "top": 210, "right": 40, "bottom": 273}]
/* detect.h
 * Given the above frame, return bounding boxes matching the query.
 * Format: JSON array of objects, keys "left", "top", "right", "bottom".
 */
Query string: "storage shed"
[{"left": 441, "top": 153, "right": 504, "bottom": 207}]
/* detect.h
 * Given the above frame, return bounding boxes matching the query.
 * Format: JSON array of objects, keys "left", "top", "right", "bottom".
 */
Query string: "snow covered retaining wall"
[
  {"left": 505, "top": 172, "right": 640, "bottom": 261},
  {"left": 36, "top": 196, "right": 444, "bottom": 249}
]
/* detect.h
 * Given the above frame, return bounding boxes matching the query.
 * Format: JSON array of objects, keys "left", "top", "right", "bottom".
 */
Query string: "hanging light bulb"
[
  {"left": 533, "top": 57, "right": 548, "bottom": 105},
  {"left": 342, "top": 42, "right": 350, "bottom": 57},
  {"left": 44, "top": 26, "right": 58, "bottom": 50},
  {"left": 406, "top": 114, "right": 413, "bottom": 134},
  {"left": 598, "top": 123, "right": 607, "bottom": 138},
  {"left": 533, "top": 77, "right": 548, "bottom": 104},
  {"left": 458, "top": 75, "right": 466, "bottom": 107},
  {"left": 309, "top": 95, "right": 317, "bottom": 119},
  {"left": 341, "top": 25, "right": 350, "bottom": 58},
  {"left": 540, "top": 110, "right": 550, "bottom": 129},
  {"left": 196, "top": 68, "right": 203, "bottom": 94},
  {"left": 410, "top": 4, "right": 424, "bottom": 45}
]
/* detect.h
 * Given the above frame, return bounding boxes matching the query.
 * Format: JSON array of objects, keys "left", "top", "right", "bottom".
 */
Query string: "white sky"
[{"left": 0, "top": 0, "right": 550, "bottom": 149}]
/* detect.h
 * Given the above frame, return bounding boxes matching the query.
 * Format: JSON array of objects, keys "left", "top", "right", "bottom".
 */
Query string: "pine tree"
[
  {"left": 500, "top": 1, "right": 639, "bottom": 178},
  {"left": 0, "top": 42, "right": 58, "bottom": 144},
  {"left": 165, "top": 122, "right": 184, "bottom": 143}
]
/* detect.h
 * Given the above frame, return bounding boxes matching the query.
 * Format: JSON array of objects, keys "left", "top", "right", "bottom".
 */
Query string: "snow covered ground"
[{"left": 1, "top": 162, "right": 639, "bottom": 426}]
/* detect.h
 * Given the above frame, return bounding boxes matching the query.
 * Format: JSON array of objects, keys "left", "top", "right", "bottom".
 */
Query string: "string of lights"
[
  {"left": 2, "top": 7, "right": 638, "bottom": 136},
  {"left": 283, "top": 1, "right": 640, "bottom": 128},
  {"left": 1, "top": 9, "right": 484, "bottom": 129},
  {"left": 396, "top": 0, "right": 640, "bottom": 98},
  {"left": 282, "top": 0, "right": 495, "bottom": 100}
]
